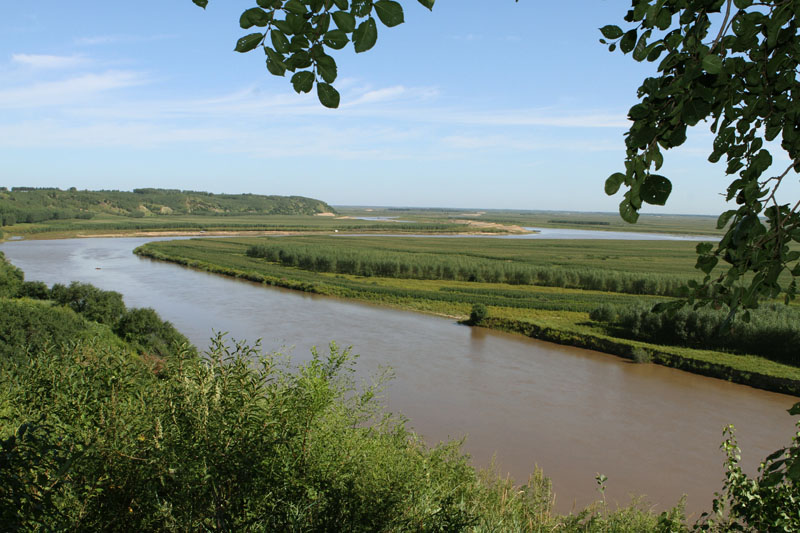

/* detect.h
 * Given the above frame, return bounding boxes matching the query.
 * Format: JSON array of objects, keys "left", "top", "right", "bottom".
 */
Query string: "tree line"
[{"left": 246, "top": 242, "right": 690, "bottom": 296}]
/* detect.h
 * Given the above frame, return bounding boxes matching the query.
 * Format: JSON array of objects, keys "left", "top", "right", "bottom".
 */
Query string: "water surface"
[{"left": 2, "top": 237, "right": 795, "bottom": 517}]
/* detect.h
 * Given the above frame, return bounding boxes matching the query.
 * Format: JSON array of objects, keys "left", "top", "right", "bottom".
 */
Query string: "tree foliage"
[
  {"left": 192, "top": 0, "right": 435, "bottom": 108},
  {"left": 601, "top": 0, "right": 800, "bottom": 316}
]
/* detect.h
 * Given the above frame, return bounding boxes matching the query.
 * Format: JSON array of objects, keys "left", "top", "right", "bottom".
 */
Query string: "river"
[{"left": 2, "top": 236, "right": 796, "bottom": 518}]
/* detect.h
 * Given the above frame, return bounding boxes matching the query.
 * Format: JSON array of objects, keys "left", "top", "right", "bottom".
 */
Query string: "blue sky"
[{"left": 1, "top": 1, "right": 796, "bottom": 215}]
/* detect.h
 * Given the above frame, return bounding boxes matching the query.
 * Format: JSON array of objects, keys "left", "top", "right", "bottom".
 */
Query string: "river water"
[{"left": 2, "top": 237, "right": 796, "bottom": 517}]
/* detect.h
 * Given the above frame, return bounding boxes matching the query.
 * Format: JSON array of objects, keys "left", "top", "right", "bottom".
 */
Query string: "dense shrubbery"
[
  {"left": 50, "top": 282, "right": 127, "bottom": 327},
  {"left": 246, "top": 242, "right": 688, "bottom": 296},
  {"left": 0, "top": 252, "right": 23, "bottom": 298},
  {"left": 0, "top": 299, "right": 124, "bottom": 359},
  {"left": 114, "top": 307, "right": 193, "bottom": 358},
  {"left": 0, "top": 335, "right": 690, "bottom": 532},
  {"left": 0, "top": 254, "right": 192, "bottom": 359},
  {"left": 591, "top": 303, "right": 800, "bottom": 366}
]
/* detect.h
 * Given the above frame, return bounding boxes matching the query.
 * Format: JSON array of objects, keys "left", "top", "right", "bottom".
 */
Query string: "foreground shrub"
[
  {"left": 113, "top": 307, "right": 194, "bottom": 358},
  {"left": 0, "top": 335, "right": 691, "bottom": 532},
  {"left": 696, "top": 421, "right": 800, "bottom": 532},
  {"left": 0, "top": 298, "right": 123, "bottom": 360}
]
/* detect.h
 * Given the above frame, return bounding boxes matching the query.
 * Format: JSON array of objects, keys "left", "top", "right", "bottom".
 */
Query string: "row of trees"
[
  {"left": 590, "top": 302, "right": 800, "bottom": 366},
  {"left": 246, "top": 242, "right": 690, "bottom": 296}
]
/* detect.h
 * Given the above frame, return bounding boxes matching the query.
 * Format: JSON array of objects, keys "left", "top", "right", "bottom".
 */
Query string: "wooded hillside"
[{"left": 0, "top": 187, "right": 334, "bottom": 225}]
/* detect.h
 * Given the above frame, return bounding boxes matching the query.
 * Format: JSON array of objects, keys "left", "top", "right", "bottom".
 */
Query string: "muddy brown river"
[{"left": 2, "top": 237, "right": 797, "bottom": 517}]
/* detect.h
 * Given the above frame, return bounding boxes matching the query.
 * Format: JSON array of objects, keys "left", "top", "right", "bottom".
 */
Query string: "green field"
[
  {"left": 334, "top": 206, "right": 726, "bottom": 236},
  {"left": 136, "top": 235, "right": 800, "bottom": 395}
]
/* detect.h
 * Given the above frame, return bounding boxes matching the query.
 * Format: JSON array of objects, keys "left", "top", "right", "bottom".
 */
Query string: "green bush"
[
  {"left": 0, "top": 335, "right": 687, "bottom": 531},
  {"left": 469, "top": 303, "right": 489, "bottom": 325},
  {"left": 114, "top": 307, "right": 195, "bottom": 358},
  {"left": 50, "top": 281, "right": 126, "bottom": 327},
  {"left": 696, "top": 423, "right": 800, "bottom": 532},
  {"left": 0, "top": 251, "right": 23, "bottom": 298},
  {"left": 0, "top": 299, "right": 123, "bottom": 360}
]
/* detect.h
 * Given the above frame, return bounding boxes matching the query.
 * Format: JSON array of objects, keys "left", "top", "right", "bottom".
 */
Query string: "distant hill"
[{"left": 0, "top": 187, "right": 335, "bottom": 225}]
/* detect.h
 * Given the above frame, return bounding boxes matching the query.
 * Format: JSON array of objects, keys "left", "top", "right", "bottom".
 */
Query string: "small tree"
[{"left": 469, "top": 303, "right": 488, "bottom": 325}]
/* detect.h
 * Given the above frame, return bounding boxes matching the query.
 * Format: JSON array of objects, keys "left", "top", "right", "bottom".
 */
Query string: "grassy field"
[
  {"left": 334, "top": 206, "right": 726, "bottom": 236},
  {"left": 1, "top": 207, "right": 728, "bottom": 241},
  {"left": 0, "top": 213, "right": 469, "bottom": 239},
  {"left": 136, "top": 235, "right": 800, "bottom": 395}
]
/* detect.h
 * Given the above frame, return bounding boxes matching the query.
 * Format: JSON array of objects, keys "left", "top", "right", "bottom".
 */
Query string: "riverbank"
[{"left": 134, "top": 237, "right": 800, "bottom": 397}]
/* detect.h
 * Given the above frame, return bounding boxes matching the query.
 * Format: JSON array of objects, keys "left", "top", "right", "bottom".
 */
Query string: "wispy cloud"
[
  {"left": 0, "top": 70, "right": 149, "bottom": 108},
  {"left": 442, "top": 134, "right": 622, "bottom": 152},
  {"left": 75, "top": 34, "right": 175, "bottom": 46},
  {"left": 11, "top": 53, "right": 88, "bottom": 69},
  {"left": 344, "top": 85, "right": 439, "bottom": 107}
]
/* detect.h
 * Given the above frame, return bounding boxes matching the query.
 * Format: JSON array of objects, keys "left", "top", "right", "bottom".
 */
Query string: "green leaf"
[
  {"left": 271, "top": 30, "right": 291, "bottom": 53},
  {"left": 417, "top": 0, "right": 435, "bottom": 10},
  {"left": 317, "top": 82, "right": 340, "bottom": 108},
  {"left": 353, "top": 18, "right": 378, "bottom": 53},
  {"left": 599, "top": 25, "right": 624, "bottom": 39},
  {"left": 620, "top": 29, "right": 637, "bottom": 54},
  {"left": 789, "top": 402, "right": 800, "bottom": 416},
  {"left": 374, "top": 0, "right": 404, "bottom": 28},
  {"left": 235, "top": 33, "right": 264, "bottom": 53},
  {"left": 604, "top": 173, "right": 626, "bottom": 195},
  {"left": 628, "top": 103, "right": 650, "bottom": 120},
  {"left": 192, "top": 0, "right": 208, "bottom": 8},
  {"left": 291, "top": 71, "right": 315, "bottom": 93},
  {"left": 332, "top": 11, "right": 356, "bottom": 32},
  {"left": 240, "top": 8, "right": 271, "bottom": 29},
  {"left": 316, "top": 54, "right": 337, "bottom": 83},
  {"left": 695, "top": 254, "right": 718, "bottom": 275},
  {"left": 264, "top": 47, "right": 287, "bottom": 76},
  {"left": 716, "top": 210, "right": 737, "bottom": 229},
  {"left": 702, "top": 54, "right": 723, "bottom": 74},
  {"left": 284, "top": 0, "right": 308, "bottom": 14},
  {"left": 696, "top": 242, "right": 714, "bottom": 255},
  {"left": 619, "top": 199, "right": 640, "bottom": 224},
  {"left": 323, "top": 29, "right": 349, "bottom": 50},
  {"left": 286, "top": 13, "right": 307, "bottom": 34},
  {"left": 640, "top": 174, "right": 672, "bottom": 205}
]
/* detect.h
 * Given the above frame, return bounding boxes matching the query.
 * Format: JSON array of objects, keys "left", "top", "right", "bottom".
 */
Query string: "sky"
[{"left": 1, "top": 1, "right": 797, "bottom": 215}]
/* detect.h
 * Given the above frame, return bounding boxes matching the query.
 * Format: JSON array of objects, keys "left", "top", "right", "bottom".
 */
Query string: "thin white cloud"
[
  {"left": 11, "top": 53, "right": 88, "bottom": 69},
  {"left": 442, "top": 134, "right": 621, "bottom": 152},
  {"left": 75, "top": 34, "right": 176, "bottom": 46},
  {"left": 344, "top": 85, "right": 439, "bottom": 107},
  {"left": 434, "top": 109, "right": 629, "bottom": 128},
  {"left": 0, "top": 70, "right": 148, "bottom": 108}
]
